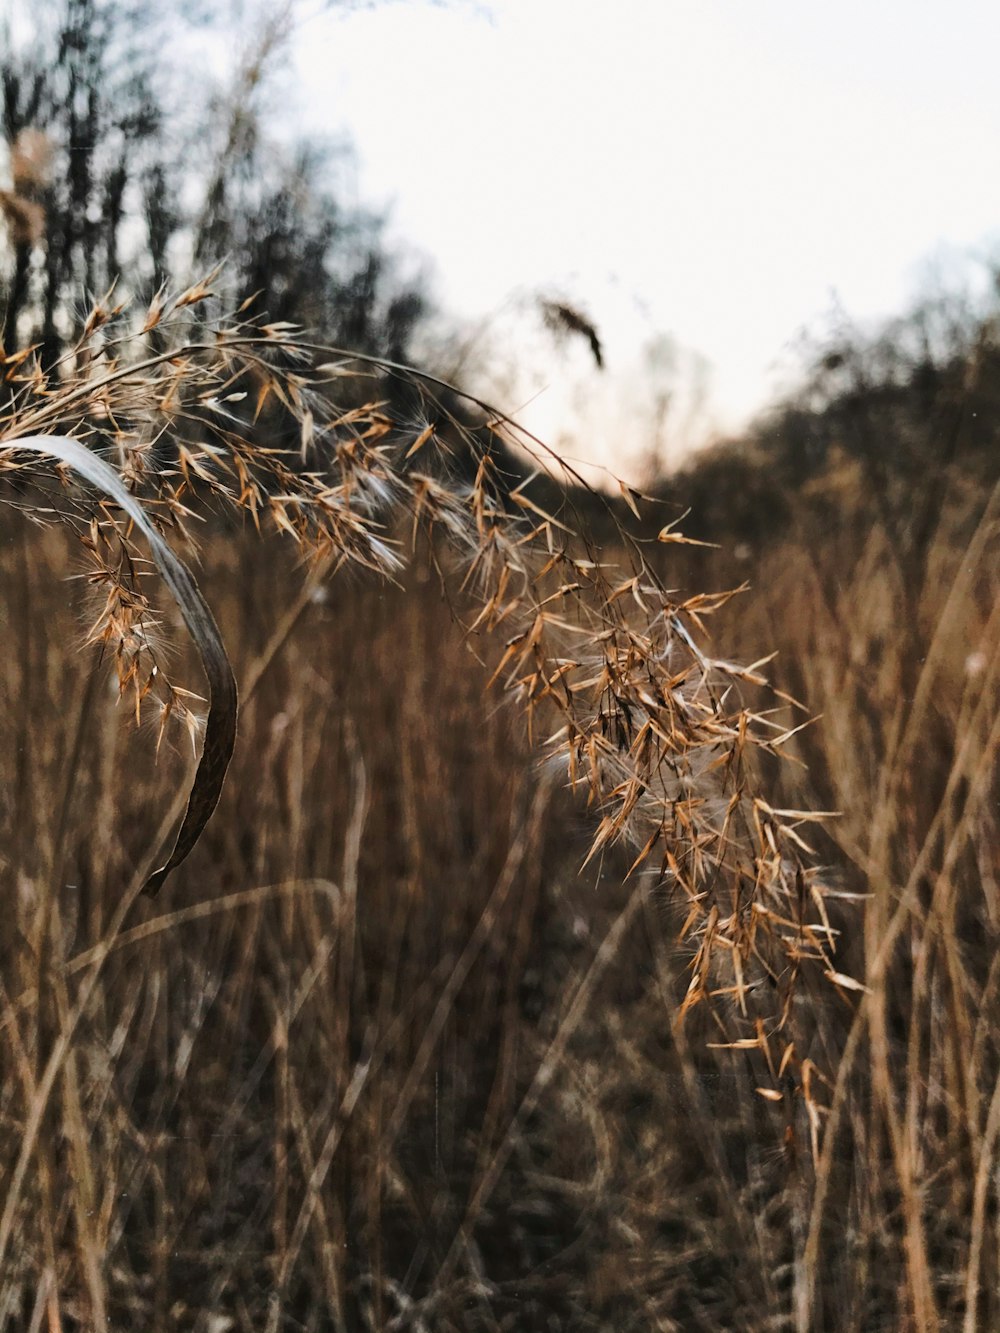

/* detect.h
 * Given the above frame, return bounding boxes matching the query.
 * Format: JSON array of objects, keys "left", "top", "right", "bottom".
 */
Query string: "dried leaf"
[{"left": 3, "top": 435, "right": 238, "bottom": 896}]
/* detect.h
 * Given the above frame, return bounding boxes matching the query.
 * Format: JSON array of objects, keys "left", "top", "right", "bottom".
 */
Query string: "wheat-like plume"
[{"left": 0, "top": 277, "right": 847, "bottom": 1096}]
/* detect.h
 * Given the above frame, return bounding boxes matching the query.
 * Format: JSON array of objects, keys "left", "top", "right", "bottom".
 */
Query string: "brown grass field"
[{"left": 0, "top": 296, "right": 998, "bottom": 1330}]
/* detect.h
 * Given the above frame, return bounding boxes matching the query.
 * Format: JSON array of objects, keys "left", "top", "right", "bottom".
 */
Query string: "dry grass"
[
  {"left": 677, "top": 474, "right": 1000, "bottom": 1331},
  {"left": 0, "top": 282, "right": 995, "bottom": 1328},
  {"left": 0, "top": 278, "right": 833, "bottom": 1036},
  {"left": 0, "top": 522, "right": 796, "bottom": 1331}
]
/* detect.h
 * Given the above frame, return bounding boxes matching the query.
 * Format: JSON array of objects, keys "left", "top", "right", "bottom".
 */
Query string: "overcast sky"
[{"left": 288, "top": 0, "right": 1000, "bottom": 477}]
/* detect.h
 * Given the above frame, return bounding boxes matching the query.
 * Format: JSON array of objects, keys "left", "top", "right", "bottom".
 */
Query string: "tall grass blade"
[{"left": 2, "top": 434, "right": 238, "bottom": 894}]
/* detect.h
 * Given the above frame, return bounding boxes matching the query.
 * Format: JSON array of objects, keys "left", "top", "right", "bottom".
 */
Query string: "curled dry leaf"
[{"left": 1, "top": 435, "right": 237, "bottom": 896}]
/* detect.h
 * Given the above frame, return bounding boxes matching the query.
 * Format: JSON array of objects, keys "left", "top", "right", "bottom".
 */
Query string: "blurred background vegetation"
[
  {"left": 1, "top": 2, "right": 999, "bottom": 1330},
  {"left": 0, "top": 0, "right": 428, "bottom": 363}
]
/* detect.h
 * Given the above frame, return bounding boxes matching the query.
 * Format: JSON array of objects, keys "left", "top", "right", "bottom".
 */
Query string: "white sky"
[{"left": 287, "top": 0, "right": 1000, "bottom": 477}]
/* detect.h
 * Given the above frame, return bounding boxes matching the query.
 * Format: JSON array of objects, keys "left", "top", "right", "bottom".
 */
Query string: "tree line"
[{"left": 0, "top": 0, "right": 427, "bottom": 365}]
